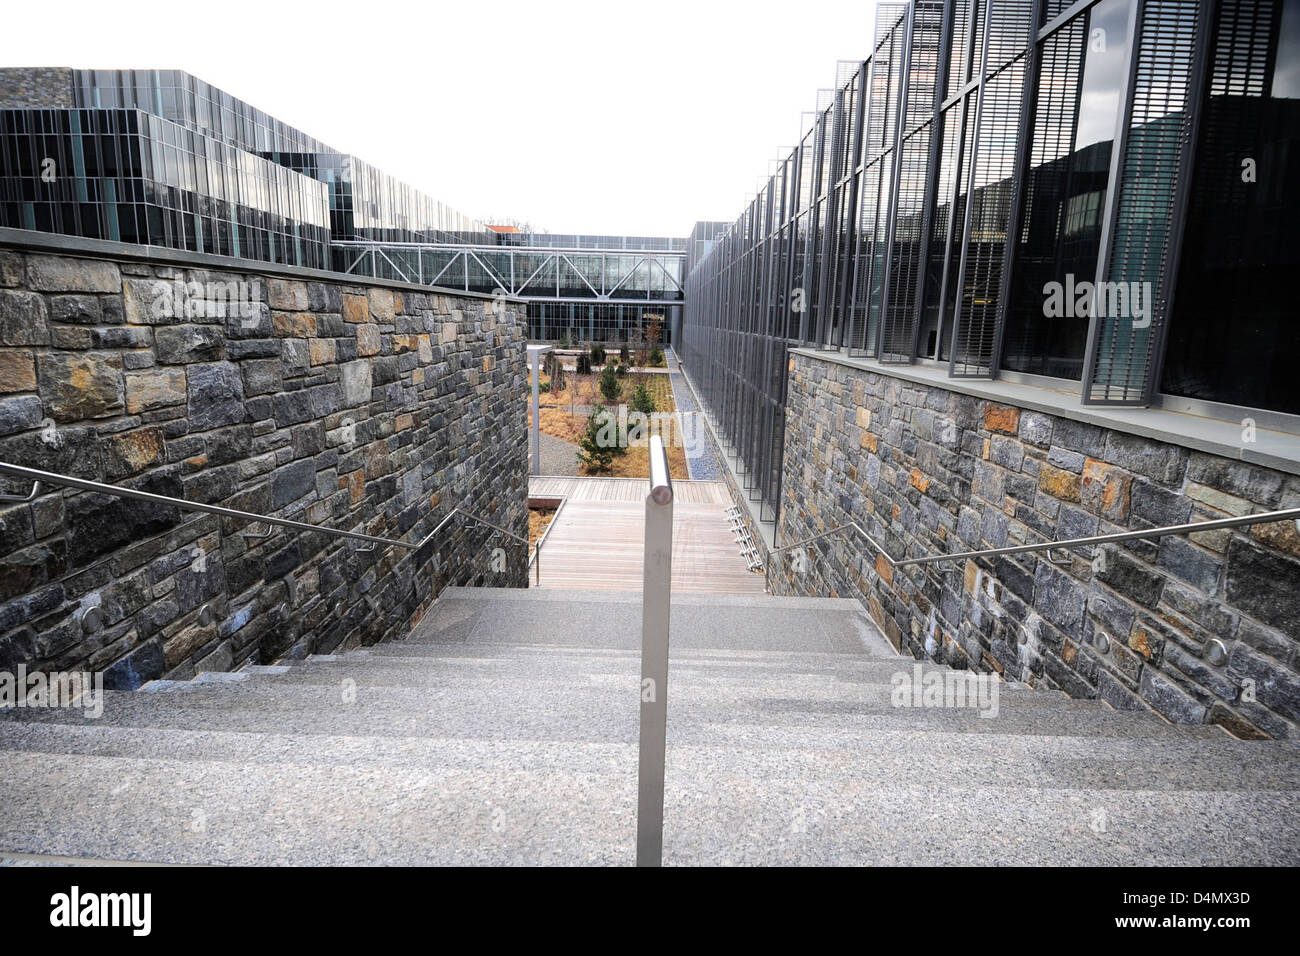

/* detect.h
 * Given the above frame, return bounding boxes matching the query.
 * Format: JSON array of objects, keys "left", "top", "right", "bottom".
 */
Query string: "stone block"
[
  {"left": 0, "top": 349, "right": 36, "bottom": 393},
  {"left": 267, "top": 278, "right": 309, "bottom": 311},
  {"left": 368, "top": 288, "right": 395, "bottom": 323},
  {"left": 0, "top": 290, "right": 49, "bottom": 346},
  {"left": 1186, "top": 453, "right": 1286, "bottom": 507},
  {"left": 186, "top": 362, "right": 246, "bottom": 430},
  {"left": 38, "top": 351, "right": 124, "bottom": 421},
  {"left": 1131, "top": 480, "right": 1192, "bottom": 527},
  {"left": 1018, "top": 411, "right": 1052, "bottom": 447},
  {"left": 106, "top": 637, "right": 169, "bottom": 687},
  {"left": 272, "top": 310, "right": 317, "bottom": 337},
  {"left": 48, "top": 293, "right": 104, "bottom": 324},
  {"left": 310, "top": 338, "right": 336, "bottom": 366},
  {"left": 271, "top": 459, "right": 317, "bottom": 508},
  {"left": 26, "top": 255, "right": 120, "bottom": 293},
  {"left": 1138, "top": 667, "right": 1208, "bottom": 724},
  {"left": 982, "top": 403, "right": 1019, "bottom": 434},
  {"left": 1096, "top": 547, "right": 1165, "bottom": 607},
  {"left": 1037, "top": 462, "right": 1081, "bottom": 502},
  {"left": 1103, "top": 432, "right": 1186, "bottom": 486},
  {"left": 343, "top": 293, "right": 368, "bottom": 323},
  {"left": 125, "top": 367, "right": 186, "bottom": 413},
  {"left": 339, "top": 359, "right": 372, "bottom": 407},
  {"left": 66, "top": 470, "right": 181, "bottom": 568},
  {"left": 103, "top": 427, "right": 165, "bottom": 479},
  {"left": 1225, "top": 537, "right": 1300, "bottom": 634},
  {"left": 0, "top": 251, "right": 22, "bottom": 287},
  {"left": 1080, "top": 458, "right": 1131, "bottom": 522},
  {"left": 123, "top": 276, "right": 180, "bottom": 325},
  {"left": 357, "top": 324, "right": 382, "bottom": 356},
  {"left": 155, "top": 324, "right": 225, "bottom": 364},
  {"left": 241, "top": 358, "right": 283, "bottom": 396}
]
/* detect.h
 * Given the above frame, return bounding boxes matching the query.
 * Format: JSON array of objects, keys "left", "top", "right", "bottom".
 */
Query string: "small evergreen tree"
[
  {"left": 577, "top": 404, "right": 616, "bottom": 472},
  {"left": 599, "top": 362, "right": 620, "bottom": 402},
  {"left": 576, "top": 352, "right": 592, "bottom": 375},
  {"left": 648, "top": 347, "right": 666, "bottom": 367},
  {"left": 631, "top": 381, "right": 656, "bottom": 415},
  {"left": 619, "top": 343, "right": 631, "bottom": 364},
  {"left": 590, "top": 343, "right": 606, "bottom": 366}
]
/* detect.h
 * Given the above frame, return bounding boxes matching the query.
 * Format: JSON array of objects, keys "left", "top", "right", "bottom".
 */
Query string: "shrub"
[
  {"left": 619, "top": 343, "right": 630, "bottom": 364},
  {"left": 648, "top": 347, "right": 666, "bottom": 368},
  {"left": 599, "top": 362, "right": 620, "bottom": 402},
  {"left": 576, "top": 353, "right": 592, "bottom": 375},
  {"left": 590, "top": 343, "right": 606, "bottom": 366}
]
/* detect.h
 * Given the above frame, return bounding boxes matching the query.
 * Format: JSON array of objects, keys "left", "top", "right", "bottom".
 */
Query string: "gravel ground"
[
  {"left": 537, "top": 431, "right": 581, "bottom": 476},
  {"left": 664, "top": 348, "right": 724, "bottom": 481}
]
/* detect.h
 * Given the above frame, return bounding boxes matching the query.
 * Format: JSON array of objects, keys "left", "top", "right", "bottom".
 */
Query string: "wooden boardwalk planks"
[{"left": 528, "top": 477, "right": 764, "bottom": 593}]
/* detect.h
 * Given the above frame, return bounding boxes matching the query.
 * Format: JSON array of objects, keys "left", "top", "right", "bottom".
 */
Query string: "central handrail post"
[{"left": 636, "top": 434, "right": 674, "bottom": 867}]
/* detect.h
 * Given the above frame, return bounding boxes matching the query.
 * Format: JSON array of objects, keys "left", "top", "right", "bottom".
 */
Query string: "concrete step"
[
  {"left": 657, "top": 778, "right": 1300, "bottom": 866},
  {"left": 0, "top": 749, "right": 632, "bottom": 866},
  {"left": 0, "top": 721, "right": 1293, "bottom": 791},
  {"left": 301, "top": 645, "right": 1014, "bottom": 680},
  {"left": 0, "top": 748, "right": 1293, "bottom": 866},
  {"left": 409, "top": 588, "right": 893, "bottom": 655},
  {"left": 248, "top": 658, "right": 1081, "bottom": 702},
  {"left": 0, "top": 681, "right": 1215, "bottom": 742},
  {"left": 63, "top": 667, "right": 1099, "bottom": 720}
]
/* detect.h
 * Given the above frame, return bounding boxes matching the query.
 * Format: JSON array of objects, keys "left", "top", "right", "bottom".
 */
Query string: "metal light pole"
[
  {"left": 528, "top": 344, "right": 552, "bottom": 476},
  {"left": 637, "top": 434, "right": 674, "bottom": 866}
]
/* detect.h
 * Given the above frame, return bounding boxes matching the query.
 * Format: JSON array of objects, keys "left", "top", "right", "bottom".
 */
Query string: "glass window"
[
  {"left": 1001, "top": 0, "right": 1135, "bottom": 379},
  {"left": 1162, "top": 0, "right": 1300, "bottom": 414}
]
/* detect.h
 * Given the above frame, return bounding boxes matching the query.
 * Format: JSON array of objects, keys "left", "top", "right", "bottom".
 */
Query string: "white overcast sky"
[{"left": 1, "top": 0, "right": 879, "bottom": 237}]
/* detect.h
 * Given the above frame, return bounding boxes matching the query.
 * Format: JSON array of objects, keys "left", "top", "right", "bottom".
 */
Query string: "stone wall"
[
  {"left": 0, "top": 68, "right": 74, "bottom": 108},
  {"left": 772, "top": 351, "right": 1300, "bottom": 739},
  {"left": 0, "top": 241, "right": 528, "bottom": 686}
]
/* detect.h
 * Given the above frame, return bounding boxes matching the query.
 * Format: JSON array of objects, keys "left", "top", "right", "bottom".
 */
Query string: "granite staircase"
[{"left": 1, "top": 586, "right": 1298, "bottom": 865}]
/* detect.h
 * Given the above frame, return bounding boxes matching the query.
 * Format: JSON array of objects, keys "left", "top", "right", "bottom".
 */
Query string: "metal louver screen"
[
  {"left": 1085, "top": 0, "right": 1200, "bottom": 404},
  {"left": 949, "top": 56, "right": 1028, "bottom": 377},
  {"left": 878, "top": 1, "right": 945, "bottom": 363},
  {"left": 879, "top": 122, "right": 933, "bottom": 360}
]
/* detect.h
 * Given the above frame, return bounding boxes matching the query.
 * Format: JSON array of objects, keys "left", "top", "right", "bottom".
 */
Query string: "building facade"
[
  {"left": 0, "top": 69, "right": 682, "bottom": 343},
  {"left": 679, "top": 0, "right": 1300, "bottom": 736},
  {"left": 0, "top": 69, "right": 490, "bottom": 270},
  {"left": 683, "top": 0, "right": 1300, "bottom": 521}
]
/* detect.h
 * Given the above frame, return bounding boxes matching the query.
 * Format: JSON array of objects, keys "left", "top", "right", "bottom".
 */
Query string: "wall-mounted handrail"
[
  {"left": 0, "top": 461, "right": 529, "bottom": 560},
  {"left": 767, "top": 505, "right": 1300, "bottom": 571},
  {"left": 0, "top": 478, "right": 42, "bottom": 502}
]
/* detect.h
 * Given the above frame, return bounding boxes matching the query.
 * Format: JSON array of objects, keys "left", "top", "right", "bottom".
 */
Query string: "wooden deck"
[{"left": 529, "top": 477, "right": 765, "bottom": 593}]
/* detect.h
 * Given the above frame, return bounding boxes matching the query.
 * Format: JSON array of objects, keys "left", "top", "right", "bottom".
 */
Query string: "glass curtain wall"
[{"left": 681, "top": 0, "right": 1282, "bottom": 529}]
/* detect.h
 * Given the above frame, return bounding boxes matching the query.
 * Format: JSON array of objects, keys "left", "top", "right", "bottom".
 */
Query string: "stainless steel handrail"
[
  {"left": 768, "top": 506, "right": 1300, "bottom": 571},
  {"left": 0, "top": 461, "right": 526, "bottom": 559},
  {"left": 637, "top": 434, "right": 674, "bottom": 867}
]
